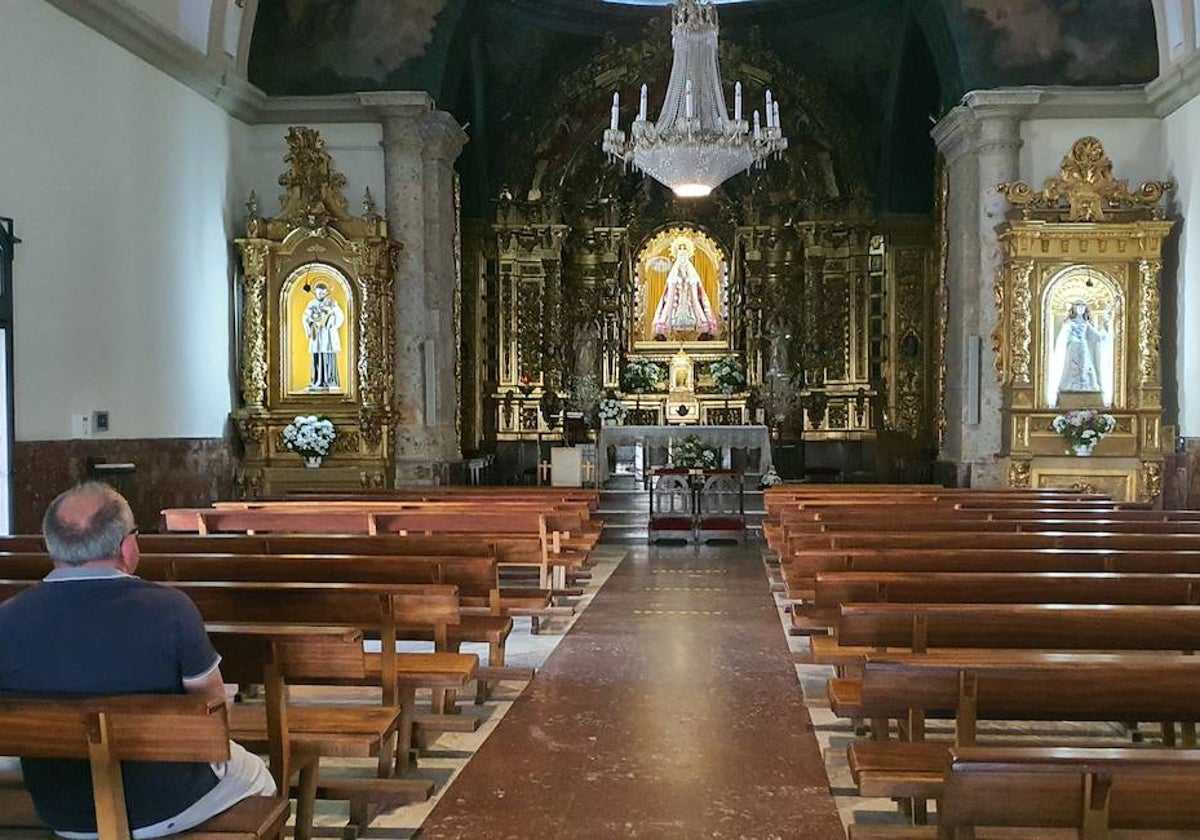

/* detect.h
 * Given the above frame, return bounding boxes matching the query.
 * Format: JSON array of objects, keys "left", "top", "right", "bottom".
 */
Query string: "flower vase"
[
  {"left": 1071, "top": 442, "right": 1096, "bottom": 457},
  {"left": 304, "top": 456, "right": 323, "bottom": 468}
]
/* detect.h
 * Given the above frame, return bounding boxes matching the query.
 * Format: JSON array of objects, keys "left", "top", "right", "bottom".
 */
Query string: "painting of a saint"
[
  {"left": 651, "top": 238, "right": 720, "bottom": 340},
  {"left": 303, "top": 282, "right": 346, "bottom": 391}
]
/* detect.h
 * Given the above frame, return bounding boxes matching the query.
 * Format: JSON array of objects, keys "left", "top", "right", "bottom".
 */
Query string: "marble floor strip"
[{"left": 416, "top": 543, "right": 845, "bottom": 840}]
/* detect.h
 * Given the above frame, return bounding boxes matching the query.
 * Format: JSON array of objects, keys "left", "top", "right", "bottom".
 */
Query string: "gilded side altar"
[
  {"left": 232, "top": 127, "right": 399, "bottom": 496},
  {"left": 995, "top": 137, "right": 1174, "bottom": 502}
]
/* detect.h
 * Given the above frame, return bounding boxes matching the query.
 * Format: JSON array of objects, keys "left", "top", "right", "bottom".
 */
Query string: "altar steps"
[{"left": 597, "top": 483, "right": 766, "bottom": 543}]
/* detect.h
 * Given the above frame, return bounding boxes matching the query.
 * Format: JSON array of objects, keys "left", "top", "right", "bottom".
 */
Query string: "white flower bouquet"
[
  {"left": 597, "top": 397, "right": 627, "bottom": 427},
  {"left": 622, "top": 358, "right": 663, "bottom": 394},
  {"left": 671, "top": 435, "right": 719, "bottom": 469},
  {"left": 1051, "top": 409, "right": 1116, "bottom": 451},
  {"left": 281, "top": 414, "right": 337, "bottom": 458},
  {"left": 708, "top": 355, "right": 746, "bottom": 395}
]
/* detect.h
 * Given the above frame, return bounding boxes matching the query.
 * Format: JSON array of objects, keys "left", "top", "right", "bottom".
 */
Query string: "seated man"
[{"left": 0, "top": 483, "right": 276, "bottom": 838}]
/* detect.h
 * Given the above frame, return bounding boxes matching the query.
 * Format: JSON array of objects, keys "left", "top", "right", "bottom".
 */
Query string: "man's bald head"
[{"left": 42, "top": 483, "right": 135, "bottom": 567}]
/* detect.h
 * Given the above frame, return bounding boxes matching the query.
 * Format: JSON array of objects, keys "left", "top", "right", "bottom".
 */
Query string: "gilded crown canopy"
[{"left": 998, "top": 136, "right": 1173, "bottom": 223}]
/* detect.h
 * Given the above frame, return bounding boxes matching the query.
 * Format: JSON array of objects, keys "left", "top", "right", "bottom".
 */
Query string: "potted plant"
[
  {"left": 1051, "top": 409, "right": 1117, "bottom": 456},
  {"left": 281, "top": 414, "right": 337, "bottom": 467}
]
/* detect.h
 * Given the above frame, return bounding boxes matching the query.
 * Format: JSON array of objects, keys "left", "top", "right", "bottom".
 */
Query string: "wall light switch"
[
  {"left": 93, "top": 411, "right": 109, "bottom": 433},
  {"left": 72, "top": 413, "right": 92, "bottom": 439}
]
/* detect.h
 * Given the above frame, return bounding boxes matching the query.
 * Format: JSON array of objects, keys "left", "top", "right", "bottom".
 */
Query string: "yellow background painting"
[
  {"left": 284, "top": 263, "right": 353, "bottom": 396},
  {"left": 637, "top": 227, "right": 725, "bottom": 342}
]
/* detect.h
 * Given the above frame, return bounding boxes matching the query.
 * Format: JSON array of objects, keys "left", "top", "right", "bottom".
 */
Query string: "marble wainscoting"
[{"left": 12, "top": 438, "right": 236, "bottom": 533}]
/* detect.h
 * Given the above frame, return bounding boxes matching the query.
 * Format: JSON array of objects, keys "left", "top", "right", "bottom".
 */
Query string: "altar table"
[{"left": 598, "top": 425, "right": 772, "bottom": 483}]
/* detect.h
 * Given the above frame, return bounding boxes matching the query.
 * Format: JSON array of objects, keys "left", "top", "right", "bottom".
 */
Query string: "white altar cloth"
[{"left": 598, "top": 425, "right": 771, "bottom": 483}]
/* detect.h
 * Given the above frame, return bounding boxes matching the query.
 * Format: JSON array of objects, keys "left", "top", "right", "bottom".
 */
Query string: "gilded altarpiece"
[
  {"left": 467, "top": 28, "right": 939, "bottom": 478},
  {"left": 232, "top": 127, "right": 398, "bottom": 496},
  {"left": 995, "top": 138, "right": 1173, "bottom": 502}
]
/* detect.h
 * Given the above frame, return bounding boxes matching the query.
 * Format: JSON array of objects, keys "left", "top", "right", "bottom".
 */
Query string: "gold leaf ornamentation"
[
  {"left": 998, "top": 137, "right": 1173, "bottom": 222},
  {"left": 1008, "top": 459, "right": 1031, "bottom": 489},
  {"left": 1138, "top": 259, "right": 1162, "bottom": 386}
]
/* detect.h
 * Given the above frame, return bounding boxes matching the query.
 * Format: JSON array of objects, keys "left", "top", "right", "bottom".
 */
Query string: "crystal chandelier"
[{"left": 601, "top": 0, "right": 788, "bottom": 199}]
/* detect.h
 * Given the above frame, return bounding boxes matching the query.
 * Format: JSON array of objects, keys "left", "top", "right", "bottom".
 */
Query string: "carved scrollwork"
[
  {"left": 1009, "top": 260, "right": 1034, "bottom": 384},
  {"left": 999, "top": 137, "right": 1174, "bottom": 222},
  {"left": 277, "top": 126, "right": 350, "bottom": 226},
  {"left": 1140, "top": 459, "right": 1163, "bottom": 501},
  {"left": 359, "top": 406, "right": 391, "bottom": 450},
  {"left": 1008, "top": 459, "right": 1031, "bottom": 489},
  {"left": 239, "top": 253, "right": 269, "bottom": 408},
  {"left": 1138, "top": 258, "right": 1162, "bottom": 387}
]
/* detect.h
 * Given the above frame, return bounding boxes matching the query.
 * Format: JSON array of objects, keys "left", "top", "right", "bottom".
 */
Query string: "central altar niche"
[{"left": 636, "top": 227, "right": 728, "bottom": 348}]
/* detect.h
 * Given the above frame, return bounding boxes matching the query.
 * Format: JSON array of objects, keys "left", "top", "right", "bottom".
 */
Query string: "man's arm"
[{"left": 183, "top": 663, "right": 230, "bottom": 714}]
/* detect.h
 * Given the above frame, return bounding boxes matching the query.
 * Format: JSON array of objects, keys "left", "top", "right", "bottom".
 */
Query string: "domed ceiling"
[{"left": 247, "top": 0, "right": 1157, "bottom": 216}]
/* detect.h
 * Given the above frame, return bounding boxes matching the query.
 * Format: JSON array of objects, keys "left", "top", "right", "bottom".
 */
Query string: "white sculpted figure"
[
  {"left": 1047, "top": 300, "right": 1111, "bottom": 407},
  {"left": 303, "top": 282, "right": 345, "bottom": 391},
  {"left": 651, "top": 237, "right": 720, "bottom": 340}
]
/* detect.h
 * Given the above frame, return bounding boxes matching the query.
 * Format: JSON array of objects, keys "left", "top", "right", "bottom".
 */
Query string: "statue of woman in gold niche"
[
  {"left": 1048, "top": 299, "right": 1111, "bottom": 407},
  {"left": 651, "top": 237, "right": 720, "bottom": 341}
]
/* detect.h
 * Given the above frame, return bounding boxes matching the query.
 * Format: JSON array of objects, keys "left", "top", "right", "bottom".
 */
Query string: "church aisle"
[{"left": 417, "top": 543, "right": 843, "bottom": 839}]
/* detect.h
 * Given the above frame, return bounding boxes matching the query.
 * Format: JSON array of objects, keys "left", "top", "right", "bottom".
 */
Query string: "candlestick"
[
  {"left": 765, "top": 90, "right": 773, "bottom": 128},
  {"left": 610, "top": 91, "right": 620, "bottom": 131},
  {"left": 753, "top": 110, "right": 761, "bottom": 141},
  {"left": 734, "top": 81, "right": 742, "bottom": 123},
  {"left": 639, "top": 84, "right": 648, "bottom": 121}
]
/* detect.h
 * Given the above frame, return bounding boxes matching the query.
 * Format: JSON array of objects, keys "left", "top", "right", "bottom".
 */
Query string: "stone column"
[
  {"left": 360, "top": 92, "right": 469, "bottom": 484},
  {"left": 932, "top": 90, "right": 1038, "bottom": 487}
]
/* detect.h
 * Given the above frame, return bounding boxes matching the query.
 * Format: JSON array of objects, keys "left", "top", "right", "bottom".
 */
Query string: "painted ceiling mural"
[
  {"left": 945, "top": 0, "right": 1157, "bottom": 86},
  {"left": 250, "top": 0, "right": 452, "bottom": 93}
]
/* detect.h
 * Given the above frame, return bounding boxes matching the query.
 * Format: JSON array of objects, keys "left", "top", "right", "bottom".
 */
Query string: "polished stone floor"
[{"left": 417, "top": 543, "right": 844, "bottom": 839}]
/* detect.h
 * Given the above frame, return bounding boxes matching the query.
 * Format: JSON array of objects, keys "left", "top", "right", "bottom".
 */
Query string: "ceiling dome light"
[{"left": 601, "top": 0, "right": 787, "bottom": 198}]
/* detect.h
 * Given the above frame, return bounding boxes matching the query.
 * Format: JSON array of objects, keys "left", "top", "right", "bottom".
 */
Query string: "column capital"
[
  {"left": 420, "top": 110, "right": 469, "bottom": 164},
  {"left": 930, "top": 105, "right": 979, "bottom": 164},
  {"left": 358, "top": 91, "right": 468, "bottom": 164}
]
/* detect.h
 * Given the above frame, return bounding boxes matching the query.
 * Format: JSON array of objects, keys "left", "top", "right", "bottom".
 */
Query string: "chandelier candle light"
[{"left": 602, "top": 0, "right": 788, "bottom": 198}]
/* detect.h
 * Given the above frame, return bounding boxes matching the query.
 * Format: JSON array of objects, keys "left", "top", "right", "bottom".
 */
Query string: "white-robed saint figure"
[
  {"left": 1046, "top": 300, "right": 1112, "bottom": 407},
  {"left": 303, "top": 282, "right": 345, "bottom": 391},
  {"left": 651, "top": 237, "right": 720, "bottom": 340}
]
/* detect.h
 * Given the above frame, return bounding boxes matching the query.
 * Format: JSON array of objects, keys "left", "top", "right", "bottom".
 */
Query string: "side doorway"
[{"left": 0, "top": 219, "right": 17, "bottom": 533}]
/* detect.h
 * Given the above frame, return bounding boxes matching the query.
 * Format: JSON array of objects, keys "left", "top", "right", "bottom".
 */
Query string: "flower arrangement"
[
  {"left": 759, "top": 465, "right": 783, "bottom": 488},
  {"left": 622, "top": 358, "right": 664, "bottom": 394},
  {"left": 1051, "top": 409, "right": 1117, "bottom": 454},
  {"left": 670, "top": 435, "right": 719, "bottom": 469},
  {"left": 281, "top": 414, "right": 337, "bottom": 458},
  {"left": 597, "top": 397, "right": 627, "bottom": 427},
  {"left": 708, "top": 355, "right": 747, "bottom": 395}
]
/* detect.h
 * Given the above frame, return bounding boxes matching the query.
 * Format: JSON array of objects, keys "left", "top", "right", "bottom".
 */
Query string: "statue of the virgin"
[
  {"left": 651, "top": 237, "right": 720, "bottom": 340},
  {"left": 1046, "top": 300, "right": 1112, "bottom": 407}
]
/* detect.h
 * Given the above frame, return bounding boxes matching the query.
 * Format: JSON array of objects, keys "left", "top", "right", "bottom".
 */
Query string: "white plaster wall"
[
  {"left": 0, "top": 0, "right": 244, "bottom": 440},
  {"left": 1020, "top": 118, "right": 1164, "bottom": 186},
  {"left": 1163, "top": 95, "right": 1200, "bottom": 435},
  {"left": 122, "top": 0, "right": 212, "bottom": 53},
  {"left": 235, "top": 125, "right": 386, "bottom": 225}
]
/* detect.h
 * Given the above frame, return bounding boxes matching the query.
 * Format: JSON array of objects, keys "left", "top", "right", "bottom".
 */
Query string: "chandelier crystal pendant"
[{"left": 601, "top": 0, "right": 788, "bottom": 199}]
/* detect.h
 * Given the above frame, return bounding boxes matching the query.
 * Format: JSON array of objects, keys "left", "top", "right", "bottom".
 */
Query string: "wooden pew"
[
  {"left": 847, "top": 747, "right": 1200, "bottom": 840},
  {"left": 837, "top": 654, "right": 1200, "bottom": 818},
  {"left": 803, "top": 602, "right": 1200, "bottom": 672},
  {"left": 0, "top": 579, "right": 479, "bottom": 769},
  {"left": 793, "top": 571, "right": 1200, "bottom": 633},
  {"left": 208, "top": 624, "right": 427, "bottom": 835},
  {"left": 160, "top": 508, "right": 585, "bottom": 592},
  {"left": 0, "top": 695, "right": 290, "bottom": 840}
]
